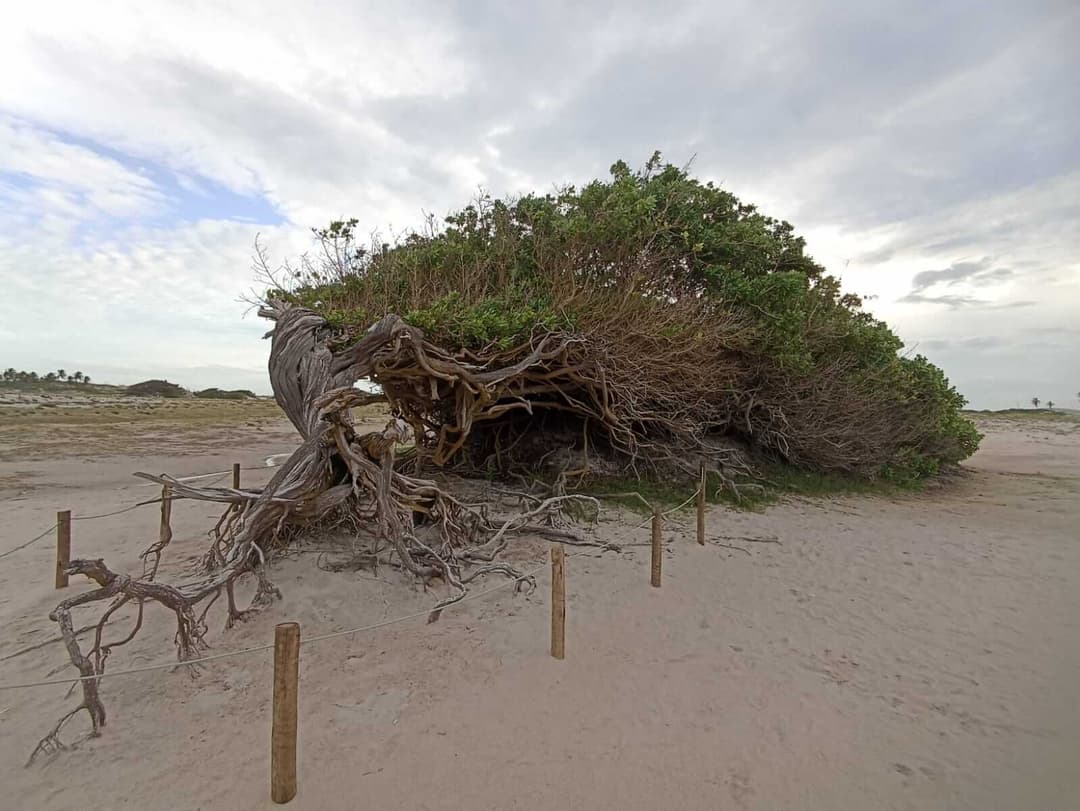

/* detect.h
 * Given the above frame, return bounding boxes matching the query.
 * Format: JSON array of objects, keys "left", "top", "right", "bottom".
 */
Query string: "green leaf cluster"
[{"left": 280, "top": 152, "right": 980, "bottom": 479}]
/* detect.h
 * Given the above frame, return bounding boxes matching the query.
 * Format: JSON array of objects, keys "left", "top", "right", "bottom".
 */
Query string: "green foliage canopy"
[{"left": 275, "top": 153, "right": 980, "bottom": 480}]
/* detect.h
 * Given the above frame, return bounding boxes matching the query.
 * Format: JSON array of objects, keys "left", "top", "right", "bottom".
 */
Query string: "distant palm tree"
[
  {"left": 83, "top": 375, "right": 92, "bottom": 385},
  {"left": 2, "top": 368, "right": 14, "bottom": 382},
  {"left": 1031, "top": 396, "right": 1040, "bottom": 408},
  {"left": 57, "top": 369, "right": 67, "bottom": 381},
  {"left": 1047, "top": 400, "right": 1054, "bottom": 410},
  {"left": 71, "top": 371, "right": 83, "bottom": 384}
]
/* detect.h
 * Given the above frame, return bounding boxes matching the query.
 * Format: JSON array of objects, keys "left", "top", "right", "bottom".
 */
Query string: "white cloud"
[
  {"left": 0, "top": 0, "right": 1077, "bottom": 407},
  {"left": 0, "top": 216, "right": 314, "bottom": 390},
  {"left": 0, "top": 1, "right": 477, "bottom": 229},
  {"left": 0, "top": 116, "right": 166, "bottom": 225}
]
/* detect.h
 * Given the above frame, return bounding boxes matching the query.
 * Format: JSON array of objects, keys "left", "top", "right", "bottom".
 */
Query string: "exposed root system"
[{"left": 34, "top": 304, "right": 615, "bottom": 760}]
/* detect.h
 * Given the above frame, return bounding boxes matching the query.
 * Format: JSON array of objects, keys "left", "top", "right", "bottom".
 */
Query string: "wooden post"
[
  {"left": 271, "top": 622, "right": 300, "bottom": 804},
  {"left": 650, "top": 511, "right": 662, "bottom": 588},
  {"left": 232, "top": 463, "right": 241, "bottom": 490},
  {"left": 55, "top": 510, "right": 71, "bottom": 589},
  {"left": 696, "top": 463, "right": 706, "bottom": 546},
  {"left": 159, "top": 485, "right": 173, "bottom": 547},
  {"left": 551, "top": 544, "right": 565, "bottom": 660}
]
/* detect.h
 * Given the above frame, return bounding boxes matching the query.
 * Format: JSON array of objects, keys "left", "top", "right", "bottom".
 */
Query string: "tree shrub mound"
[
  {"left": 194, "top": 387, "right": 256, "bottom": 400},
  {"left": 125, "top": 379, "right": 188, "bottom": 398},
  {"left": 34, "top": 155, "right": 981, "bottom": 756},
  {"left": 274, "top": 153, "right": 980, "bottom": 484}
]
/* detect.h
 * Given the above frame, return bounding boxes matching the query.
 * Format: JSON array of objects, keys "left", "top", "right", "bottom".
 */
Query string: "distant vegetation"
[
  {"left": 965, "top": 408, "right": 1080, "bottom": 425},
  {"left": 2, "top": 368, "right": 92, "bottom": 385},
  {"left": 2, "top": 369, "right": 265, "bottom": 401},
  {"left": 124, "top": 379, "right": 189, "bottom": 398},
  {"left": 194, "top": 387, "right": 257, "bottom": 400}
]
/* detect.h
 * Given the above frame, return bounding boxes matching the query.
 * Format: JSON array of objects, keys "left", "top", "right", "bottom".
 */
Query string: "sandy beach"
[
  {"left": 1, "top": 409, "right": 1077, "bottom": 809},
  {"left": 6, "top": 2, "right": 1077, "bottom": 807}
]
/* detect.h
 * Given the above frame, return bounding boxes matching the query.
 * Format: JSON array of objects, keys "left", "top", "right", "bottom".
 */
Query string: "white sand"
[{"left": 1, "top": 416, "right": 1078, "bottom": 809}]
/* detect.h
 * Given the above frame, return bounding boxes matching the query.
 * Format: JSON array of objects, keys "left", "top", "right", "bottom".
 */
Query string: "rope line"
[
  {"left": 1, "top": 505, "right": 147, "bottom": 560},
  {"left": 72, "top": 504, "right": 145, "bottom": 522},
  {"left": 134, "top": 461, "right": 285, "bottom": 487},
  {"left": 0, "top": 525, "right": 58, "bottom": 560},
  {"left": 0, "top": 461, "right": 281, "bottom": 559},
  {"left": 0, "top": 554, "right": 563, "bottom": 692}
]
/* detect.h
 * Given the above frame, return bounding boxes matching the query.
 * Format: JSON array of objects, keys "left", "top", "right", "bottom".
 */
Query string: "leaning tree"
[
  {"left": 32, "top": 303, "right": 606, "bottom": 760},
  {"left": 35, "top": 154, "right": 981, "bottom": 759}
]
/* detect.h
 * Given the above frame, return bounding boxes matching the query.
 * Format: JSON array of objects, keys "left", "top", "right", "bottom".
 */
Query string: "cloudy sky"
[{"left": 1, "top": 1, "right": 1077, "bottom": 408}]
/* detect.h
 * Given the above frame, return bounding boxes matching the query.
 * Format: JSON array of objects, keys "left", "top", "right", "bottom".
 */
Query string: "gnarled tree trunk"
[{"left": 33, "top": 303, "right": 601, "bottom": 761}]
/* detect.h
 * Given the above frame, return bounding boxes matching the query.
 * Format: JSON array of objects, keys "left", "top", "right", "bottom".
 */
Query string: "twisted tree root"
[{"left": 34, "top": 305, "right": 611, "bottom": 760}]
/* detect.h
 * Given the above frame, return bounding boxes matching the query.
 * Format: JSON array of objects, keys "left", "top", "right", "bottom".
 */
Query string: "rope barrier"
[
  {"left": 0, "top": 525, "right": 58, "bottom": 560},
  {"left": 134, "top": 460, "right": 286, "bottom": 487},
  {"left": 71, "top": 504, "right": 145, "bottom": 522},
  {"left": 0, "top": 505, "right": 150, "bottom": 561},
  {"left": 139, "top": 467, "right": 254, "bottom": 493},
  {"left": 0, "top": 554, "right": 564, "bottom": 692},
  {"left": 0, "top": 460, "right": 282, "bottom": 559}
]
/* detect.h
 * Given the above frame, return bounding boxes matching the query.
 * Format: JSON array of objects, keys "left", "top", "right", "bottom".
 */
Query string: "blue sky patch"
[{"left": 1, "top": 121, "right": 285, "bottom": 237}]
